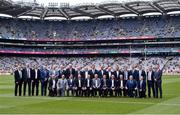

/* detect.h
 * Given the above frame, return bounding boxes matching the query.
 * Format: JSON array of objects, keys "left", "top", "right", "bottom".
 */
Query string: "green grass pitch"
[{"left": 0, "top": 75, "right": 180, "bottom": 114}]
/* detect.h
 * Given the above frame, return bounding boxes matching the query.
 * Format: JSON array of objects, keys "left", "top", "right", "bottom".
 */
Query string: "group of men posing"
[{"left": 14, "top": 63, "right": 165, "bottom": 98}]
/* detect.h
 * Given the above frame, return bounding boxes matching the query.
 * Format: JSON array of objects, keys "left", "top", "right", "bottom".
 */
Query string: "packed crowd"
[
  {"left": 0, "top": 56, "right": 179, "bottom": 74},
  {"left": 0, "top": 16, "right": 180, "bottom": 40},
  {"left": 0, "top": 46, "right": 178, "bottom": 53}
]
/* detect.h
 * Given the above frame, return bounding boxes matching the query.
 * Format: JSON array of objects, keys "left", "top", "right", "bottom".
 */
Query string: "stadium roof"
[{"left": 1, "top": 0, "right": 180, "bottom": 20}]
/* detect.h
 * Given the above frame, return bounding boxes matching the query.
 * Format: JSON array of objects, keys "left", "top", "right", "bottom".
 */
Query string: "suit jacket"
[
  {"left": 106, "top": 71, "right": 113, "bottom": 79},
  {"left": 126, "top": 80, "right": 137, "bottom": 90},
  {"left": 98, "top": 70, "right": 106, "bottom": 79},
  {"left": 14, "top": 70, "right": 22, "bottom": 82},
  {"left": 75, "top": 70, "right": 84, "bottom": 78},
  {"left": 67, "top": 78, "right": 74, "bottom": 88},
  {"left": 31, "top": 69, "right": 40, "bottom": 81},
  {"left": 88, "top": 69, "right": 98, "bottom": 79},
  {"left": 147, "top": 71, "right": 154, "bottom": 82},
  {"left": 82, "top": 71, "right": 90, "bottom": 79},
  {"left": 92, "top": 78, "right": 101, "bottom": 88},
  {"left": 113, "top": 70, "right": 124, "bottom": 79},
  {"left": 22, "top": 68, "right": 32, "bottom": 81},
  {"left": 74, "top": 78, "right": 84, "bottom": 88},
  {"left": 58, "top": 69, "right": 66, "bottom": 78},
  {"left": 116, "top": 79, "right": 126, "bottom": 89},
  {"left": 57, "top": 78, "right": 68, "bottom": 89},
  {"left": 108, "top": 79, "right": 117, "bottom": 88},
  {"left": 84, "top": 78, "right": 93, "bottom": 88},
  {"left": 137, "top": 70, "right": 146, "bottom": 81},
  {"left": 40, "top": 69, "right": 49, "bottom": 82},
  {"left": 48, "top": 78, "right": 58, "bottom": 90},
  {"left": 138, "top": 80, "right": 146, "bottom": 91},
  {"left": 123, "top": 70, "right": 130, "bottom": 80},
  {"left": 130, "top": 69, "right": 139, "bottom": 81},
  {"left": 66, "top": 68, "right": 76, "bottom": 78},
  {"left": 154, "top": 69, "right": 163, "bottom": 82},
  {"left": 100, "top": 78, "right": 109, "bottom": 88}
]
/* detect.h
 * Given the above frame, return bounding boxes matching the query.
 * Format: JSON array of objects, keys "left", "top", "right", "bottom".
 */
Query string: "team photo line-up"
[{"left": 14, "top": 60, "right": 169, "bottom": 99}]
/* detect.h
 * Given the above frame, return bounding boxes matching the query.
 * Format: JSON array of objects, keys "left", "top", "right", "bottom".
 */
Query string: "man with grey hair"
[{"left": 57, "top": 75, "right": 68, "bottom": 97}]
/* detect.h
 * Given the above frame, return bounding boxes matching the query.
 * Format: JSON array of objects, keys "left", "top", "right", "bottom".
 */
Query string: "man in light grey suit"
[
  {"left": 92, "top": 74, "right": 101, "bottom": 96},
  {"left": 57, "top": 75, "right": 68, "bottom": 97}
]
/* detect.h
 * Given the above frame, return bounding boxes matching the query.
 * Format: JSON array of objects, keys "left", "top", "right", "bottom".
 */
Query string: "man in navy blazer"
[
  {"left": 98, "top": 66, "right": 106, "bottom": 79},
  {"left": 67, "top": 74, "right": 74, "bottom": 96},
  {"left": 125, "top": 75, "right": 137, "bottom": 97},
  {"left": 109, "top": 75, "right": 117, "bottom": 97},
  {"left": 138, "top": 76, "right": 146, "bottom": 98},
  {"left": 40, "top": 66, "right": 49, "bottom": 96},
  {"left": 116, "top": 75, "right": 125, "bottom": 97},
  {"left": 84, "top": 74, "right": 93, "bottom": 97},
  {"left": 100, "top": 75, "right": 109, "bottom": 97},
  {"left": 147, "top": 66, "right": 155, "bottom": 98},
  {"left": 89, "top": 65, "right": 98, "bottom": 79}
]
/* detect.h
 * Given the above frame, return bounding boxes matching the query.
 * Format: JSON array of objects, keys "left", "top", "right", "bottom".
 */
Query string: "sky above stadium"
[{"left": 13, "top": 0, "right": 155, "bottom": 6}]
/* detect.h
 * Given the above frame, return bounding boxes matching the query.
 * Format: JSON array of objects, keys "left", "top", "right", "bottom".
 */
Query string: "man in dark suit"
[
  {"left": 106, "top": 66, "right": 113, "bottom": 79},
  {"left": 125, "top": 75, "right": 137, "bottom": 97},
  {"left": 130, "top": 65, "right": 139, "bottom": 81},
  {"left": 109, "top": 75, "right": 117, "bottom": 97},
  {"left": 147, "top": 66, "right": 155, "bottom": 98},
  {"left": 100, "top": 75, "right": 109, "bottom": 97},
  {"left": 67, "top": 74, "right": 75, "bottom": 96},
  {"left": 113, "top": 65, "right": 121, "bottom": 79},
  {"left": 66, "top": 64, "right": 75, "bottom": 79},
  {"left": 84, "top": 74, "right": 93, "bottom": 97},
  {"left": 83, "top": 67, "right": 89, "bottom": 79},
  {"left": 74, "top": 74, "right": 84, "bottom": 96},
  {"left": 138, "top": 65, "right": 146, "bottom": 81},
  {"left": 58, "top": 65, "right": 66, "bottom": 79},
  {"left": 98, "top": 66, "right": 106, "bottom": 79},
  {"left": 138, "top": 76, "right": 146, "bottom": 98},
  {"left": 89, "top": 65, "right": 98, "bottom": 79},
  {"left": 116, "top": 75, "right": 125, "bottom": 97},
  {"left": 92, "top": 74, "right": 101, "bottom": 96},
  {"left": 22, "top": 64, "right": 32, "bottom": 96},
  {"left": 75, "top": 67, "right": 83, "bottom": 79},
  {"left": 40, "top": 66, "right": 49, "bottom": 96},
  {"left": 14, "top": 65, "right": 23, "bottom": 96},
  {"left": 31, "top": 66, "right": 40, "bottom": 96},
  {"left": 48, "top": 76, "right": 57, "bottom": 97}
]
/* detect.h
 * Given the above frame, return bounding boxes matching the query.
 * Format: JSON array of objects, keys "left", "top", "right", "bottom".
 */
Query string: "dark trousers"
[
  {"left": 116, "top": 88, "right": 125, "bottom": 96},
  {"left": 101, "top": 88, "right": 108, "bottom": 97},
  {"left": 23, "top": 79, "right": 32, "bottom": 96},
  {"left": 76, "top": 87, "right": 82, "bottom": 96},
  {"left": 155, "top": 81, "right": 162, "bottom": 98},
  {"left": 41, "top": 80, "right": 48, "bottom": 96},
  {"left": 93, "top": 88, "right": 100, "bottom": 96},
  {"left": 49, "top": 88, "right": 56, "bottom": 97},
  {"left": 139, "top": 90, "right": 146, "bottom": 98},
  {"left": 15, "top": 81, "right": 22, "bottom": 96},
  {"left": 32, "top": 79, "right": 39, "bottom": 96},
  {"left": 109, "top": 88, "right": 116, "bottom": 96},
  {"left": 67, "top": 87, "right": 74, "bottom": 96},
  {"left": 147, "top": 81, "right": 155, "bottom": 98},
  {"left": 127, "top": 89, "right": 136, "bottom": 97},
  {"left": 86, "top": 87, "right": 93, "bottom": 97}
]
